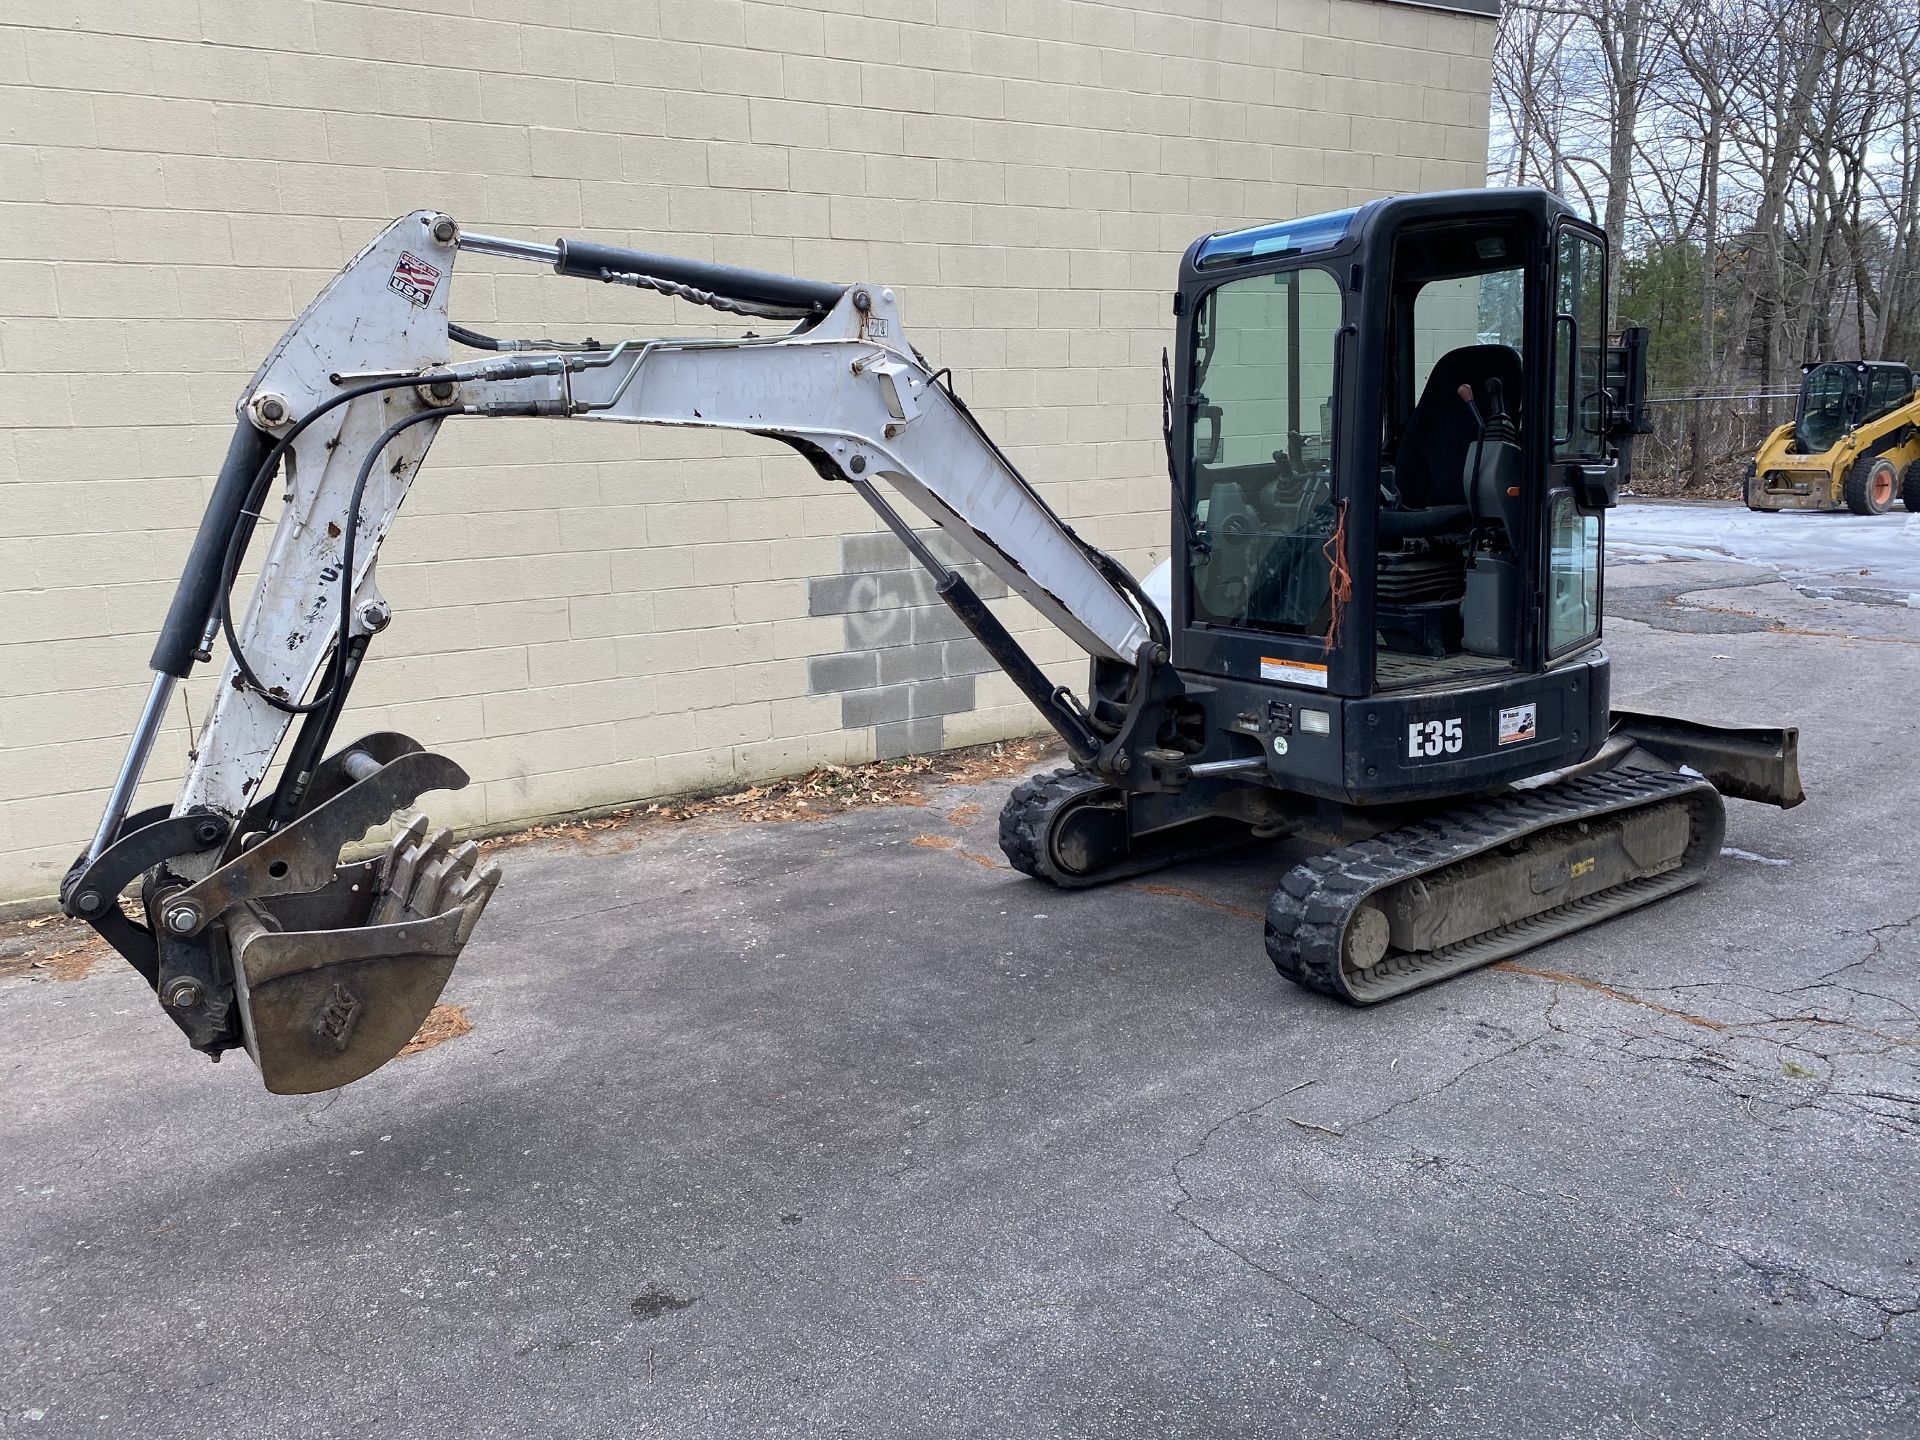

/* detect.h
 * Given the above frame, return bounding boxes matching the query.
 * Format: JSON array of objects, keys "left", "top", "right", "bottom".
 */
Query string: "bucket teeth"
[
  {"left": 367, "top": 822, "right": 497, "bottom": 929},
  {"left": 369, "top": 815, "right": 433, "bottom": 925},
  {"left": 449, "top": 861, "right": 502, "bottom": 946},
  {"left": 418, "top": 839, "right": 479, "bottom": 913}
]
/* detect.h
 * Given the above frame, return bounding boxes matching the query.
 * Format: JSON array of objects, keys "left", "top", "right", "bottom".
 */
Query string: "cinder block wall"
[{"left": 0, "top": 0, "right": 1494, "bottom": 900}]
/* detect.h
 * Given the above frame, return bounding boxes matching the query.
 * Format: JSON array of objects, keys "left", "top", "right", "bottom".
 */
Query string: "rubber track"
[
  {"left": 998, "top": 767, "right": 1256, "bottom": 890},
  {"left": 1000, "top": 768, "right": 1101, "bottom": 885},
  {"left": 1265, "top": 767, "right": 1727, "bottom": 1004}
]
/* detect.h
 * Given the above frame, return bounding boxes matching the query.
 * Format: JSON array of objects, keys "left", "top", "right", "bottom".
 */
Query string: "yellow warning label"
[{"left": 1570, "top": 856, "right": 1597, "bottom": 879}]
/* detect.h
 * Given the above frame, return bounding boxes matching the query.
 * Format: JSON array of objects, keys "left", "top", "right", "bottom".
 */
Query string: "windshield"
[
  {"left": 1187, "top": 265, "right": 1342, "bottom": 635},
  {"left": 1796, "top": 364, "right": 1858, "bottom": 453}
]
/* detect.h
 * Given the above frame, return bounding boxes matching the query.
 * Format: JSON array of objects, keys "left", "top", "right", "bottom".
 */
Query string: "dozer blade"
[
  {"left": 164, "top": 737, "right": 502, "bottom": 1093},
  {"left": 1610, "top": 709, "right": 1804, "bottom": 809},
  {"left": 1267, "top": 768, "right": 1726, "bottom": 1004}
]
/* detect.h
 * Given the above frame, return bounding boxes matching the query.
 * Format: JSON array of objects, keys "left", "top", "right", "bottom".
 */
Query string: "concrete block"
[
  {"left": 874, "top": 716, "right": 944, "bottom": 760},
  {"left": 841, "top": 686, "right": 909, "bottom": 728},
  {"left": 941, "top": 637, "right": 993, "bottom": 676},
  {"left": 879, "top": 644, "right": 944, "bottom": 685},
  {"left": 842, "top": 531, "right": 912, "bottom": 573},
  {"left": 909, "top": 674, "right": 975, "bottom": 718},
  {"left": 911, "top": 606, "right": 971, "bottom": 644},
  {"left": 808, "top": 650, "right": 879, "bottom": 694}
]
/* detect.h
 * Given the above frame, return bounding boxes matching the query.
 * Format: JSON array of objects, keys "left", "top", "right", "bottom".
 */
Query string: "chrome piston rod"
[
  {"left": 456, "top": 230, "right": 562, "bottom": 267},
  {"left": 86, "top": 672, "right": 177, "bottom": 862}
]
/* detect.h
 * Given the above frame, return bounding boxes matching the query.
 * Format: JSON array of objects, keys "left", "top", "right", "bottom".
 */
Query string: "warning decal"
[
  {"left": 1498, "top": 702, "right": 1537, "bottom": 746},
  {"left": 1260, "top": 657, "right": 1329, "bottom": 690},
  {"left": 388, "top": 251, "right": 442, "bottom": 307}
]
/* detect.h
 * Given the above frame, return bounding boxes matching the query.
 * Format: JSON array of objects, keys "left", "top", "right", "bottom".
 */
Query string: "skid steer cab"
[
  {"left": 64, "top": 189, "right": 1800, "bottom": 1094},
  {"left": 1746, "top": 360, "right": 1920, "bottom": 514}
]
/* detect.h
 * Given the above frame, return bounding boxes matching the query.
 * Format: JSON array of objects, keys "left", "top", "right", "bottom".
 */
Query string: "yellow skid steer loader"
[{"left": 1747, "top": 360, "right": 1920, "bottom": 514}]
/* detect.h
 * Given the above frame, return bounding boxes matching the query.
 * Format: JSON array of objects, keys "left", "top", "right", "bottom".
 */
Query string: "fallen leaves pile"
[
  {"left": 0, "top": 911, "right": 109, "bottom": 982},
  {"left": 1626, "top": 448, "right": 1750, "bottom": 499},
  {"left": 481, "top": 736, "right": 1056, "bottom": 852},
  {"left": 399, "top": 1003, "right": 473, "bottom": 1057}
]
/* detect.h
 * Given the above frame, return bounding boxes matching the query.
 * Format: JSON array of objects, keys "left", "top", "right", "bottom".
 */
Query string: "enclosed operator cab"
[
  {"left": 1168, "top": 188, "right": 1647, "bottom": 806},
  {"left": 1793, "top": 360, "right": 1914, "bottom": 455}
]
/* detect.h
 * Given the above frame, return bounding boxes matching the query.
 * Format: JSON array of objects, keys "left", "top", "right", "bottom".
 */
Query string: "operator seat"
[{"left": 1380, "top": 344, "right": 1524, "bottom": 541}]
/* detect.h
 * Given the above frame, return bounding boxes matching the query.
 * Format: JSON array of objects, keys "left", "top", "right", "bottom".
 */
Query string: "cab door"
[{"left": 1543, "top": 221, "right": 1609, "bottom": 661}]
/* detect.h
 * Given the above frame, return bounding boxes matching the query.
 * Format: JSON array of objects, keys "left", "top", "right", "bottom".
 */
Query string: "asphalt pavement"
[{"left": 3, "top": 503, "right": 1916, "bottom": 1438}]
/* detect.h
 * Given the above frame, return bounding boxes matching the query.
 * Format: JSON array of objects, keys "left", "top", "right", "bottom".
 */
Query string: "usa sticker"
[
  {"left": 1498, "top": 703, "right": 1537, "bottom": 746},
  {"left": 388, "top": 251, "right": 441, "bottom": 307},
  {"left": 1260, "top": 657, "right": 1328, "bottom": 689}
]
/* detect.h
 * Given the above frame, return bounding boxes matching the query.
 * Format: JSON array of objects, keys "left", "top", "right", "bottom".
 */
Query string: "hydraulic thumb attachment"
[
  {"left": 64, "top": 731, "right": 500, "bottom": 1093},
  {"left": 63, "top": 210, "right": 1180, "bottom": 1093}
]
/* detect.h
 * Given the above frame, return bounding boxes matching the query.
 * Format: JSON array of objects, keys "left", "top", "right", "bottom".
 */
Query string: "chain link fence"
[{"left": 1630, "top": 392, "right": 1798, "bottom": 495}]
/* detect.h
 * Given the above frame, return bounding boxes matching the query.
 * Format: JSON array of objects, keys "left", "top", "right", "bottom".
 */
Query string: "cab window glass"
[
  {"left": 1187, "top": 265, "right": 1341, "bottom": 635},
  {"left": 1866, "top": 368, "right": 1911, "bottom": 422},
  {"left": 1551, "top": 228, "right": 1607, "bottom": 458},
  {"left": 1411, "top": 267, "right": 1524, "bottom": 400},
  {"left": 1547, "top": 493, "right": 1601, "bottom": 653}
]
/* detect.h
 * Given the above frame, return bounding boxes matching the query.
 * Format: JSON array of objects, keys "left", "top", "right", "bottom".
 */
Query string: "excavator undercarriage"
[{"left": 63, "top": 192, "right": 1803, "bottom": 1093}]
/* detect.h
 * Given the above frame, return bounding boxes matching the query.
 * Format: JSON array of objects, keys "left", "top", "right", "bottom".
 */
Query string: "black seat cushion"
[
  {"left": 1392, "top": 343, "right": 1525, "bottom": 518},
  {"left": 1377, "top": 503, "right": 1471, "bottom": 540}
]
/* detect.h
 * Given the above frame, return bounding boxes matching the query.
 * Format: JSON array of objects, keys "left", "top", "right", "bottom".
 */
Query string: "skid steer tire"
[
  {"left": 1902, "top": 460, "right": 1920, "bottom": 514},
  {"left": 1845, "top": 455, "right": 1898, "bottom": 515}
]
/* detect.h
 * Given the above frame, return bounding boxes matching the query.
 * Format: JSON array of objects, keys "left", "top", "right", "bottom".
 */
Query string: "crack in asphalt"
[
  {"left": 1347, "top": 1022, "right": 1555, "bottom": 1135},
  {"left": 1677, "top": 1233, "right": 1920, "bottom": 1343},
  {"left": 1165, "top": 1087, "right": 1419, "bottom": 1439}
]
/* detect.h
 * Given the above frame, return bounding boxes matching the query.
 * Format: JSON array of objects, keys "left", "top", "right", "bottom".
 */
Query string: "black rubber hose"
[
  {"left": 265, "top": 631, "right": 370, "bottom": 829},
  {"left": 218, "top": 404, "right": 456, "bottom": 714},
  {"left": 209, "top": 379, "right": 451, "bottom": 714},
  {"left": 449, "top": 322, "right": 609, "bottom": 353}
]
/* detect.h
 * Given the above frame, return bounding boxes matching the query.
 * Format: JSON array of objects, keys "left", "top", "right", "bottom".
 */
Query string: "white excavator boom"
[{"left": 63, "top": 210, "right": 1167, "bottom": 1093}]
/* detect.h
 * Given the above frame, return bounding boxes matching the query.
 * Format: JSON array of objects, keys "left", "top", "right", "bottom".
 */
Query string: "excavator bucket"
[
  {"left": 220, "top": 815, "right": 499, "bottom": 1094},
  {"left": 106, "top": 734, "right": 503, "bottom": 1093}
]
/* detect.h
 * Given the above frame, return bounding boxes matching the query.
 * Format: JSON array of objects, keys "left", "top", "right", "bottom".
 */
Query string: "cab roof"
[{"left": 1186, "top": 187, "right": 1584, "bottom": 278}]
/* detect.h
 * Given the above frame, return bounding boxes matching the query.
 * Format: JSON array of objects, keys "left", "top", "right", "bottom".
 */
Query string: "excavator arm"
[{"left": 62, "top": 210, "right": 1183, "bottom": 1093}]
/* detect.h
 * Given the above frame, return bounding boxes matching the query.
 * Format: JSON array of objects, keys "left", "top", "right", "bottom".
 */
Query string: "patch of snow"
[
  {"left": 1607, "top": 502, "right": 1920, "bottom": 591},
  {"left": 1720, "top": 846, "right": 1791, "bottom": 866}
]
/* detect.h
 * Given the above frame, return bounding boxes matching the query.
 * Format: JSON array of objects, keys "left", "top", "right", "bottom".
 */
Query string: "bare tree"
[{"left": 1491, "top": 0, "right": 1918, "bottom": 485}]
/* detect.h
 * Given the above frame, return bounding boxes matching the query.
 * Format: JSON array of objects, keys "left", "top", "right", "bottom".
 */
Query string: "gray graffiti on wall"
[{"left": 805, "top": 530, "right": 1005, "bottom": 758}]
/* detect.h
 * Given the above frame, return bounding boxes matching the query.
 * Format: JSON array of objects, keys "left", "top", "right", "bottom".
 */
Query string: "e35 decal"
[{"left": 1407, "top": 717, "right": 1464, "bottom": 758}]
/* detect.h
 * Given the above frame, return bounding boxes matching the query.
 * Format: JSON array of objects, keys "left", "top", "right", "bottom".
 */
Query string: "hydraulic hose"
[{"left": 217, "top": 405, "right": 458, "bottom": 715}]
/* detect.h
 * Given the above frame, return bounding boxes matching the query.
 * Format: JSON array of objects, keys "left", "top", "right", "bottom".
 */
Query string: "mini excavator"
[{"left": 62, "top": 188, "right": 1803, "bottom": 1093}]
